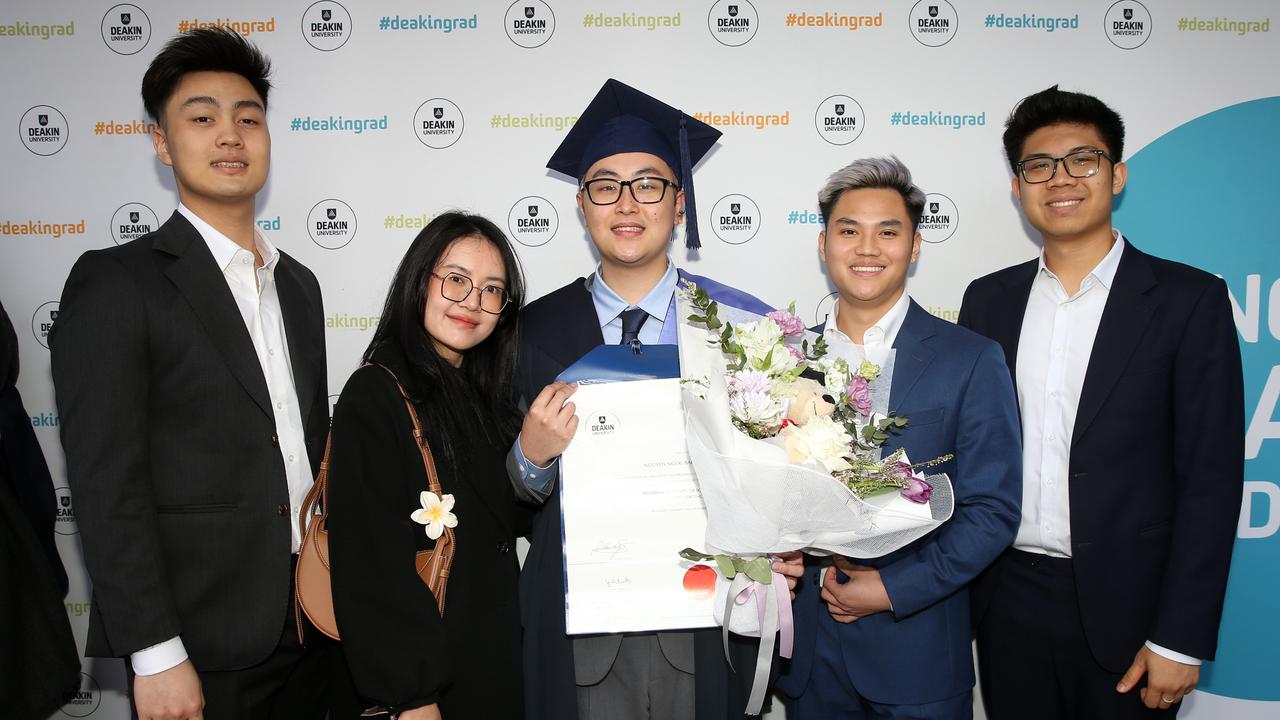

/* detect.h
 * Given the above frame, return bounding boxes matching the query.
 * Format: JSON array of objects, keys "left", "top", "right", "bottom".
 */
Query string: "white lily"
[{"left": 410, "top": 491, "right": 457, "bottom": 540}]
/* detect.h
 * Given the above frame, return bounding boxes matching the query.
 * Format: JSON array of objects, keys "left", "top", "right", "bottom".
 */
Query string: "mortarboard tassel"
[{"left": 679, "top": 115, "right": 701, "bottom": 250}]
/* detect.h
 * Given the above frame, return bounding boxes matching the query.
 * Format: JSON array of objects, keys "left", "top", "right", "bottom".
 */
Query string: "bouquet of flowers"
[{"left": 674, "top": 281, "right": 955, "bottom": 712}]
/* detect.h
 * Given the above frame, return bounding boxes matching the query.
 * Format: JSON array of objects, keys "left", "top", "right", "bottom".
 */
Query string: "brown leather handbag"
[{"left": 295, "top": 365, "right": 456, "bottom": 641}]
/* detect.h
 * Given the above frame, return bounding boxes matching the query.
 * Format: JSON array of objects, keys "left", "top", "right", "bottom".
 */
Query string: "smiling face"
[
  {"left": 1013, "top": 122, "right": 1127, "bottom": 246},
  {"left": 151, "top": 71, "right": 270, "bottom": 215},
  {"left": 576, "top": 151, "right": 684, "bottom": 276},
  {"left": 819, "top": 187, "right": 921, "bottom": 317},
  {"left": 422, "top": 235, "right": 507, "bottom": 367}
]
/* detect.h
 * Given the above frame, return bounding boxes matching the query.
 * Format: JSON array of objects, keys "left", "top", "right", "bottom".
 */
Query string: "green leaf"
[
  {"left": 745, "top": 557, "right": 774, "bottom": 584},
  {"left": 679, "top": 548, "right": 713, "bottom": 562},
  {"left": 714, "top": 555, "right": 737, "bottom": 579},
  {"left": 688, "top": 314, "right": 707, "bottom": 324}
]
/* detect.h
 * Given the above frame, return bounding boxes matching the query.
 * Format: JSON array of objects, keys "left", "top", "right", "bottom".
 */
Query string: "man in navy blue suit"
[
  {"left": 960, "top": 86, "right": 1243, "bottom": 719},
  {"left": 777, "top": 156, "right": 1022, "bottom": 719}
]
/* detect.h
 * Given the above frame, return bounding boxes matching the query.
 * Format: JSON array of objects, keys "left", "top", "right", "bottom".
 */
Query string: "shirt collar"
[
  {"left": 587, "top": 259, "right": 677, "bottom": 328},
  {"left": 178, "top": 203, "right": 280, "bottom": 273},
  {"left": 1036, "top": 228, "right": 1125, "bottom": 290},
  {"left": 825, "top": 289, "right": 911, "bottom": 348}
]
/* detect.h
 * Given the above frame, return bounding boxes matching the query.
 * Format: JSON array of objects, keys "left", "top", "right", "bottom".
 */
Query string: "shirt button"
[
  {"left": 288, "top": 454, "right": 296, "bottom": 463},
  {"left": 1047, "top": 434, "right": 1055, "bottom": 441},
  {"left": 268, "top": 348, "right": 276, "bottom": 357},
  {"left": 276, "top": 401, "right": 284, "bottom": 410},
  {"left": 276, "top": 503, "right": 288, "bottom": 516}
]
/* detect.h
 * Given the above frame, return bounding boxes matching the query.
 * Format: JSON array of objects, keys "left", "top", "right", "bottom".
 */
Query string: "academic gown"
[{"left": 518, "top": 271, "right": 775, "bottom": 720}]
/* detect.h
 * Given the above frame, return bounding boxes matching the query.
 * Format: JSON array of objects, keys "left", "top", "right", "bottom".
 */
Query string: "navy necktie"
[{"left": 619, "top": 307, "right": 648, "bottom": 346}]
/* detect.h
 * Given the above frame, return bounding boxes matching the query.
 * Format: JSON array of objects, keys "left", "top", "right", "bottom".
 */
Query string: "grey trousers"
[{"left": 576, "top": 634, "right": 695, "bottom": 720}]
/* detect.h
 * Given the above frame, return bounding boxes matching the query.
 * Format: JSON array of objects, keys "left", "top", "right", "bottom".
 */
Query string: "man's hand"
[
  {"left": 520, "top": 382, "right": 578, "bottom": 466},
  {"left": 399, "top": 703, "right": 443, "bottom": 720},
  {"left": 771, "top": 551, "right": 805, "bottom": 600},
  {"left": 133, "top": 660, "right": 204, "bottom": 720},
  {"left": 1116, "top": 645, "right": 1199, "bottom": 709},
  {"left": 820, "top": 556, "right": 892, "bottom": 623}
]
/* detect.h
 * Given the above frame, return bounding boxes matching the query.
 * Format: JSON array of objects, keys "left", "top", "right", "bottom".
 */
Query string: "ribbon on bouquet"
[{"left": 721, "top": 565, "right": 794, "bottom": 716}]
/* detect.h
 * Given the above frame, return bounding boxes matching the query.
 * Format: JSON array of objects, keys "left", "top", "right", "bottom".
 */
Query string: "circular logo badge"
[
  {"left": 908, "top": 0, "right": 957, "bottom": 47},
  {"left": 508, "top": 196, "right": 559, "bottom": 247},
  {"left": 1104, "top": 0, "right": 1151, "bottom": 49},
  {"left": 100, "top": 4, "right": 151, "bottom": 56},
  {"left": 918, "top": 193, "right": 958, "bottom": 244},
  {"left": 30, "top": 301, "right": 59, "bottom": 349},
  {"left": 307, "top": 199, "right": 357, "bottom": 250},
  {"left": 505, "top": 0, "right": 555, "bottom": 48},
  {"left": 815, "top": 95, "right": 865, "bottom": 146},
  {"left": 302, "top": 1, "right": 352, "bottom": 51},
  {"left": 707, "top": 0, "right": 759, "bottom": 47},
  {"left": 19, "top": 105, "right": 69, "bottom": 157},
  {"left": 413, "top": 98, "right": 464, "bottom": 149},
  {"left": 588, "top": 411, "right": 620, "bottom": 436},
  {"left": 54, "top": 486, "right": 78, "bottom": 536},
  {"left": 110, "top": 202, "right": 159, "bottom": 245},
  {"left": 814, "top": 291, "right": 838, "bottom": 326},
  {"left": 59, "top": 672, "right": 101, "bottom": 717},
  {"left": 709, "top": 194, "right": 761, "bottom": 245}
]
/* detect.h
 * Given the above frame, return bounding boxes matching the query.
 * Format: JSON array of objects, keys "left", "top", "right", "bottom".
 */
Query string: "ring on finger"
[{"left": 1160, "top": 695, "right": 1176, "bottom": 704}]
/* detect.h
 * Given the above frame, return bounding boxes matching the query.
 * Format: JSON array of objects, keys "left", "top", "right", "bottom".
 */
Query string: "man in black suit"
[
  {"left": 50, "top": 28, "right": 328, "bottom": 720},
  {"left": 959, "top": 86, "right": 1244, "bottom": 718}
]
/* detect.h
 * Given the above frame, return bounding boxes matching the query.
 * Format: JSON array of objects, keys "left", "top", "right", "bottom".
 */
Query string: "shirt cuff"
[
  {"left": 514, "top": 433, "right": 558, "bottom": 494},
  {"left": 1145, "top": 640, "right": 1202, "bottom": 666},
  {"left": 131, "top": 636, "right": 189, "bottom": 676}
]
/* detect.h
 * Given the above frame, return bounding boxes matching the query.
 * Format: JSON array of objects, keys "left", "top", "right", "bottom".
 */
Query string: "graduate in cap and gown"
[{"left": 509, "top": 79, "right": 802, "bottom": 720}]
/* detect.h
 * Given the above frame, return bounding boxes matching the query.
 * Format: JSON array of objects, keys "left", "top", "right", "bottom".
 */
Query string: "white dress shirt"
[
  {"left": 1013, "top": 231, "right": 1198, "bottom": 665},
  {"left": 822, "top": 288, "right": 911, "bottom": 354},
  {"left": 131, "top": 205, "right": 314, "bottom": 676}
]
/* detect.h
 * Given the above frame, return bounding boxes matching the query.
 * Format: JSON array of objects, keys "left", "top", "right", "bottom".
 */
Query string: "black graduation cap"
[{"left": 547, "top": 79, "right": 722, "bottom": 249}]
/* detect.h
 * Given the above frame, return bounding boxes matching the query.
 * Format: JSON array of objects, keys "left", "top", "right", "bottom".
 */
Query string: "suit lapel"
[
  {"left": 543, "top": 279, "right": 606, "bottom": 370},
  {"left": 1072, "top": 241, "right": 1158, "bottom": 442},
  {"left": 275, "top": 256, "right": 318, "bottom": 428},
  {"left": 155, "top": 212, "right": 273, "bottom": 420},
  {"left": 991, "top": 261, "right": 1038, "bottom": 380},
  {"left": 888, "top": 301, "right": 936, "bottom": 415}
]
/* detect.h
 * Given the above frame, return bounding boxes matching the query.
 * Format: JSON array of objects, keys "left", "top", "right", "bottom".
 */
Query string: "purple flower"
[
  {"left": 767, "top": 309, "right": 807, "bottom": 337},
  {"left": 901, "top": 477, "right": 932, "bottom": 504},
  {"left": 847, "top": 376, "right": 872, "bottom": 416}
]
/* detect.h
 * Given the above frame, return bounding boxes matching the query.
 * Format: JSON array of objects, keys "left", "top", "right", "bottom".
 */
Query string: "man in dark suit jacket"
[
  {"left": 776, "top": 156, "right": 1022, "bottom": 719},
  {"left": 50, "top": 28, "right": 329, "bottom": 720},
  {"left": 959, "top": 86, "right": 1244, "bottom": 719},
  {"left": 508, "top": 79, "right": 800, "bottom": 720}
]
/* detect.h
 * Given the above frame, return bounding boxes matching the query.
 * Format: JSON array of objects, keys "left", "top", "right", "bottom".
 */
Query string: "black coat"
[
  {"left": 50, "top": 212, "right": 329, "bottom": 669},
  {"left": 517, "top": 278, "right": 764, "bottom": 720},
  {"left": 0, "top": 302, "right": 79, "bottom": 720},
  {"left": 327, "top": 353, "right": 524, "bottom": 718},
  {"left": 959, "top": 239, "right": 1244, "bottom": 671}
]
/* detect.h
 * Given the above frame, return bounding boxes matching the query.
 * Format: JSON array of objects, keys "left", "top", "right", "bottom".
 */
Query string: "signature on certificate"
[
  {"left": 592, "top": 540, "right": 630, "bottom": 560},
  {"left": 605, "top": 576, "right": 633, "bottom": 589}
]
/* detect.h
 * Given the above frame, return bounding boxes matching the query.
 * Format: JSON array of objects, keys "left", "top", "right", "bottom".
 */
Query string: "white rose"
[
  {"left": 729, "top": 388, "right": 784, "bottom": 428},
  {"left": 782, "top": 415, "right": 854, "bottom": 473},
  {"left": 733, "top": 320, "right": 796, "bottom": 374}
]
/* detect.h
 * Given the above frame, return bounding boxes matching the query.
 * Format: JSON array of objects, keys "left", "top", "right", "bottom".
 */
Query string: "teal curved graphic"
[{"left": 1115, "top": 96, "right": 1280, "bottom": 701}]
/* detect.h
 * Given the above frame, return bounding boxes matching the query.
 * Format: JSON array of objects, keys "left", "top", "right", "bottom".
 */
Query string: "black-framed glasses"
[
  {"left": 1016, "top": 149, "right": 1113, "bottom": 184},
  {"left": 431, "top": 272, "right": 510, "bottom": 314},
  {"left": 581, "top": 176, "right": 680, "bottom": 205}
]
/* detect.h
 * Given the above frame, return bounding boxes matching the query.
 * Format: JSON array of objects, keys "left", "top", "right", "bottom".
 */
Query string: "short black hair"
[
  {"left": 141, "top": 27, "right": 272, "bottom": 124},
  {"left": 1002, "top": 85, "right": 1125, "bottom": 173}
]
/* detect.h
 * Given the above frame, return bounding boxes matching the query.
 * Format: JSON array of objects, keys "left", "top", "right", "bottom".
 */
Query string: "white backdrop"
[{"left": 2, "top": 1, "right": 1276, "bottom": 717}]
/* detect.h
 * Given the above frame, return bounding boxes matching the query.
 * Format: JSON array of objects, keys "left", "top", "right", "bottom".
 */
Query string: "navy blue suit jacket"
[
  {"left": 958, "top": 239, "right": 1244, "bottom": 671},
  {"left": 777, "top": 300, "right": 1022, "bottom": 705}
]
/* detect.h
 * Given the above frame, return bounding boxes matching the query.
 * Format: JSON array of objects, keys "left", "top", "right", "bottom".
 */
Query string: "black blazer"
[
  {"left": 959, "top": 239, "right": 1244, "bottom": 671},
  {"left": 50, "top": 211, "right": 328, "bottom": 670},
  {"left": 327, "top": 357, "right": 523, "bottom": 718}
]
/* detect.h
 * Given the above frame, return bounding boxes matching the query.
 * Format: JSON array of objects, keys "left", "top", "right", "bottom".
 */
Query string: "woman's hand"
[
  {"left": 397, "top": 703, "right": 442, "bottom": 720},
  {"left": 519, "top": 381, "right": 579, "bottom": 467}
]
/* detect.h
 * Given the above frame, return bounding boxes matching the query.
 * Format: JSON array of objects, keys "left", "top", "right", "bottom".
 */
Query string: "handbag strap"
[
  {"left": 297, "top": 434, "right": 332, "bottom": 536},
  {"left": 365, "top": 363, "right": 444, "bottom": 497}
]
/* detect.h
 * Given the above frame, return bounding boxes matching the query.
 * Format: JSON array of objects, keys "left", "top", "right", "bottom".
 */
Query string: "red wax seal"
[{"left": 683, "top": 564, "right": 717, "bottom": 599}]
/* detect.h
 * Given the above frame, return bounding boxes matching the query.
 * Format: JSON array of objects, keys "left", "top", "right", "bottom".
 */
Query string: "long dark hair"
[{"left": 363, "top": 212, "right": 526, "bottom": 450}]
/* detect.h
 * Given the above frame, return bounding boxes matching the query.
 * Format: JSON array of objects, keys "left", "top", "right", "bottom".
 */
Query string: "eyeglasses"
[
  {"left": 581, "top": 176, "right": 680, "bottom": 205},
  {"left": 431, "top": 272, "right": 510, "bottom": 314},
  {"left": 1016, "top": 149, "right": 1113, "bottom": 184}
]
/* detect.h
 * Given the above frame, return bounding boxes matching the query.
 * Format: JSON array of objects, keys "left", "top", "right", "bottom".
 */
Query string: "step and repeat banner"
[{"left": 2, "top": 0, "right": 1276, "bottom": 717}]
